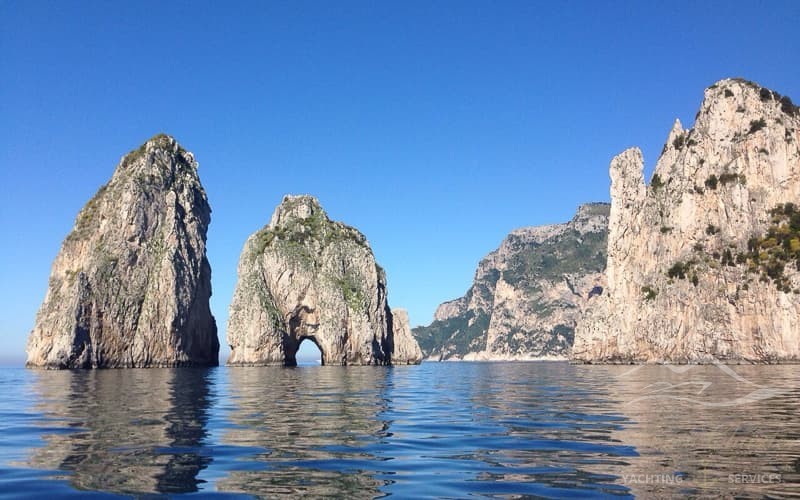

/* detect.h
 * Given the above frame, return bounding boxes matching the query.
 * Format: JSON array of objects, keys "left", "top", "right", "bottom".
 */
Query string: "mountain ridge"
[{"left": 414, "top": 203, "right": 609, "bottom": 361}]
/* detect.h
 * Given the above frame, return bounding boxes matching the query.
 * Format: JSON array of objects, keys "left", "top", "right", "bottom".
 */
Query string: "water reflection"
[
  {"left": 218, "top": 363, "right": 637, "bottom": 498},
  {"left": 218, "top": 366, "right": 390, "bottom": 497},
  {"left": 374, "top": 362, "right": 635, "bottom": 497},
  {"left": 595, "top": 364, "right": 800, "bottom": 497},
  {"left": 4, "top": 363, "right": 798, "bottom": 497},
  {"left": 25, "top": 368, "right": 213, "bottom": 495}
]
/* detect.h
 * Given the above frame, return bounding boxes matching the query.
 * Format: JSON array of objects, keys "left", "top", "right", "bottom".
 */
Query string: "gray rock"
[
  {"left": 573, "top": 78, "right": 800, "bottom": 363},
  {"left": 389, "top": 309, "right": 423, "bottom": 364},
  {"left": 26, "top": 134, "right": 219, "bottom": 368},
  {"left": 226, "top": 195, "right": 421, "bottom": 366},
  {"left": 414, "top": 203, "right": 609, "bottom": 360}
]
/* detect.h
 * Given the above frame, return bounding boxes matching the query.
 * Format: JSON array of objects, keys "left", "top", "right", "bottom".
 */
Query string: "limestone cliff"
[
  {"left": 26, "top": 134, "right": 219, "bottom": 368},
  {"left": 574, "top": 78, "right": 800, "bottom": 363},
  {"left": 413, "top": 204, "right": 609, "bottom": 360},
  {"left": 226, "top": 195, "right": 422, "bottom": 366},
  {"left": 389, "top": 309, "right": 424, "bottom": 365}
]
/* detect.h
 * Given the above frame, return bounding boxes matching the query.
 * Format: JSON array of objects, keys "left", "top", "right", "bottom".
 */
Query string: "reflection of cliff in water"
[
  {"left": 408, "top": 362, "right": 637, "bottom": 497},
  {"left": 491, "top": 363, "right": 631, "bottom": 482},
  {"left": 591, "top": 365, "right": 800, "bottom": 497},
  {"left": 218, "top": 366, "right": 391, "bottom": 497},
  {"left": 25, "top": 368, "right": 213, "bottom": 494}
]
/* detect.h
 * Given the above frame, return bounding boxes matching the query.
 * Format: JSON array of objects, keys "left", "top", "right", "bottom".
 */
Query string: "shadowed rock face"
[
  {"left": 574, "top": 78, "right": 800, "bottom": 363},
  {"left": 26, "top": 134, "right": 219, "bottom": 368},
  {"left": 413, "top": 204, "right": 609, "bottom": 361},
  {"left": 226, "top": 195, "right": 421, "bottom": 366}
]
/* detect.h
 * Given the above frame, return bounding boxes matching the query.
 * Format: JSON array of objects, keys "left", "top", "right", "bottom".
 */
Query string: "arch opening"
[{"left": 288, "top": 336, "right": 324, "bottom": 366}]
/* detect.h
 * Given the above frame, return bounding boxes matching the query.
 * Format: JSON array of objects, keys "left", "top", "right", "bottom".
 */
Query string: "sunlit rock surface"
[
  {"left": 227, "top": 195, "right": 421, "bottom": 366},
  {"left": 414, "top": 204, "right": 609, "bottom": 360},
  {"left": 574, "top": 79, "right": 800, "bottom": 363},
  {"left": 26, "top": 134, "right": 219, "bottom": 368}
]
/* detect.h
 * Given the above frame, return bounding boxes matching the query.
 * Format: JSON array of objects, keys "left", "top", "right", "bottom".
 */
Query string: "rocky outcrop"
[
  {"left": 574, "top": 78, "right": 800, "bottom": 363},
  {"left": 26, "top": 134, "right": 219, "bottom": 368},
  {"left": 389, "top": 309, "right": 423, "bottom": 364},
  {"left": 413, "top": 204, "right": 609, "bottom": 360},
  {"left": 226, "top": 195, "right": 422, "bottom": 366}
]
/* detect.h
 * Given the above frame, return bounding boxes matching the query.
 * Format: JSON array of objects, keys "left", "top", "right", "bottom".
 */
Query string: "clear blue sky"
[{"left": 1, "top": 1, "right": 799, "bottom": 365}]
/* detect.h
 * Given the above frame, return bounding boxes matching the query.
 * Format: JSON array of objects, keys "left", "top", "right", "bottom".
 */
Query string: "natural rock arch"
[
  {"left": 226, "top": 195, "right": 422, "bottom": 366},
  {"left": 284, "top": 336, "right": 324, "bottom": 366}
]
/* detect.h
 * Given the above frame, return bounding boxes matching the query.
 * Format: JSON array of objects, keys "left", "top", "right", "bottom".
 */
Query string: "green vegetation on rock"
[
  {"left": 748, "top": 118, "right": 767, "bottom": 134},
  {"left": 66, "top": 183, "right": 109, "bottom": 242},
  {"left": 121, "top": 133, "right": 185, "bottom": 167},
  {"left": 650, "top": 173, "right": 665, "bottom": 190},
  {"left": 413, "top": 204, "right": 609, "bottom": 359},
  {"left": 250, "top": 201, "right": 369, "bottom": 267},
  {"left": 665, "top": 204, "right": 800, "bottom": 294},
  {"left": 731, "top": 77, "right": 800, "bottom": 117},
  {"left": 667, "top": 261, "right": 694, "bottom": 279},
  {"left": 641, "top": 285, "right": 658, "bottom": 301},
  {"left": 331, "top": 270, "right": 366, "bottom": 313},
  {"left": 412, "top": 311, "right": 489, "bottom": 357},
  {"left": 502, "top": 230, "right": 606, "bottom": 290},
  {"left": 741, "top": 203, "right": 800, "bottom": 292}
]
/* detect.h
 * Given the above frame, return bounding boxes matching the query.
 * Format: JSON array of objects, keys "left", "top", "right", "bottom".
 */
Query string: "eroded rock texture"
[
  {"left": 227, "top": 195, "right": 421, "bottom": 366},
  {"left": 574, "top": 78, "right": 800, "bottom": 363},
  {"left": 389, "top": 309, "right": 423, "bottom": 365},
  {"left": 413, "top": 204, "right": 609, "bottom": 360},
  {"left": 26, "top": 134, "right": 219, "bottom": 368}
]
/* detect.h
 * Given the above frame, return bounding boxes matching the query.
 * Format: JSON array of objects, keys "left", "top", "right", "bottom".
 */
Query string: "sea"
[{"left": 0, "top": 362, "right": 798, "bottom": 498}]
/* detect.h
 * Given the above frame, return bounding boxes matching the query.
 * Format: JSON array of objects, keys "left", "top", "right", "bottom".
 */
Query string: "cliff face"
[
  {"left": 226, "top": 195, "right": 422, "bottom": 366},
  {"left": 26, "top": 134, "right": 219, "bottom": 368},
  {"left": 574, "top": 79, "right": 800, "bottom": 363},
  {"left": 413, "top": 204, "right": 609, "bottom": 360},
  {"left": 389, "top": 309, "right": 424, "bottom": 365}
]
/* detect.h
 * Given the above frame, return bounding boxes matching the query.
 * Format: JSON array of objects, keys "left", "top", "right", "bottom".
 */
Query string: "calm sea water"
[{"left": 0, "top": 362, "right": 798, "bottom": 498}]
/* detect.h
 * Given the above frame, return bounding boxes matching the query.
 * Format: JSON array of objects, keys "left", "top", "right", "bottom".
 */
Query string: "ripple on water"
[{"left": 0, "top": 362, "right": 798, "bottom": 498}]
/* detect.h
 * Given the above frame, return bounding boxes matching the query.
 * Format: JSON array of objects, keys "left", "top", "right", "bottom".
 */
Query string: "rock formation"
[
  {"left": 413, "top": 204, "right": 609, "bottom": 360},
  {"left": 573, "top": 78, "right": 800, "bottom": 363},
  {"left": 389, "top": 309, "right": 423, "bottom": 365},
  {"left": 226, "top": 195, "right": 422, "bottom": 366},
  {"left": 26, "top": 134, "right": 219, "bottom": 368}
]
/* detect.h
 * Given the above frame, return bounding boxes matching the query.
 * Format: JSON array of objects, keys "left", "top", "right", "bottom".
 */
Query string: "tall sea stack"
[
  {"left": 26, "top": 134, "right": 219, "bottom": 368},
  {"left": 227, "top": 195, "right": 422, "bottom": 366}
]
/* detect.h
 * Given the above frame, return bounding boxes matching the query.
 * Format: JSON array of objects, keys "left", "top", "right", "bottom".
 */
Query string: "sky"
[{"left": 1, "top": 0, "right": 799, "bottom": 365}]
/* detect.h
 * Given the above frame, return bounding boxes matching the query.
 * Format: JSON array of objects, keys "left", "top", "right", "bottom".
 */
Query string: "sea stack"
[
  {"left": 413, "top": 203, "right": 609, "bottom": 360},
  {"left": 227, "top": 195, "right": 422, "bottom": 366},
  {"left": 26, "top": 134, "right": 219, "bottom": 368},
  {"left": 574, "top": 78, "right": 800, "bottom": 363}
]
